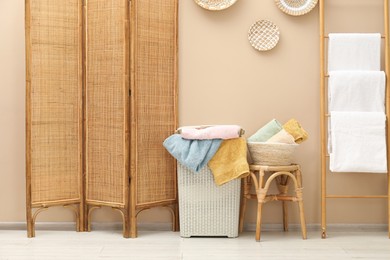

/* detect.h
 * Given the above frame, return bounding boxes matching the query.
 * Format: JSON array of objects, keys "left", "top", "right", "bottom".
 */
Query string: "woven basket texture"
[
  {"left": 29, "top": 0, "right": 82, "bottom": 204},
  {"left": 194, "top": 0, "right": 238, "bottom": 11},
  {"left": 177, "top": 163, "right": 240, "bottom": 238},
  {"left": 86, "top": 0, "right": 127, "bottom": 205},
  {"left": 248, "top": 20, "right": 280, "bottom": 51},
  {"left": 275, "top": 0, "right": 318, "bottom": 16},
  {"left": 135, "top": 0, "right": 177, "bottom": 205},
  {"left": 247, "top": 142, "right": 298, "bottom": 166}
]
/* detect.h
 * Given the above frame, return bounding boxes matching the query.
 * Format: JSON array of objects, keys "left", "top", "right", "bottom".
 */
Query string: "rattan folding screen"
[{"left": 25, "top": 0, "right": 178, "bottom": 238}]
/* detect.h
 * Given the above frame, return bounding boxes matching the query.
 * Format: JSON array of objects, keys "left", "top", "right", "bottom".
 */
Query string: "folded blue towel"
[{"left": 163, "top": 134, "right": 222, "bottom": 172}]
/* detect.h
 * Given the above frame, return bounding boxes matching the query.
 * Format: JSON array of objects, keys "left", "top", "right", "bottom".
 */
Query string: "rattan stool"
[{"left": 239, "top": 164, "right": 307, "bottom": 241}]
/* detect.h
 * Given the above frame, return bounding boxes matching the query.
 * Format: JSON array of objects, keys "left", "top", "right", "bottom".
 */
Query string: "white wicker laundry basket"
[{"left": 177, "top": 163, "right": 241, "bottom": 238}]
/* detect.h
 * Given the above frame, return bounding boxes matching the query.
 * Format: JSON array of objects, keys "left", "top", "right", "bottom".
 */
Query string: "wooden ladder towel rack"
[{"left": 320, "top": 0, "right": 390, "bottom": 239}]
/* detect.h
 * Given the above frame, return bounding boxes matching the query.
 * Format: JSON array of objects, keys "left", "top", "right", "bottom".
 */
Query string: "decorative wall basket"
[
  {"left": 275, "top": 0, "right": 318, "bottom": 16},
  {"left": 248, "top": 20, "right": 280, "bottom": 51},
  {"left": 194, "top": 0, "right": 238, "bottom": 11}
]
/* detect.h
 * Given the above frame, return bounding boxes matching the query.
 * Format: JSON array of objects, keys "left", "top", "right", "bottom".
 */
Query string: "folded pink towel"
[{"left": 179, "top": 125, "right": 243, "bottom": 140}]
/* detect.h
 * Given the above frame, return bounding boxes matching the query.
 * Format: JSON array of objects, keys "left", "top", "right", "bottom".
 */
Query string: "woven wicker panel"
[
  {"left": 29, "top": 0, "right": 82, "bottom": 204},
  {"left": 134, "top": 0, "right": 177, "bottom": 205},
  {"left": 86, "top": 0, "right": 128, "bottom": 206},
  {"left": 177, "top": 164, "right": 240, "bottom": 237}
]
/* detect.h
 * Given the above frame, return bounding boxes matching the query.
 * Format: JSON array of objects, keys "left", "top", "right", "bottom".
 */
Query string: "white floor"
[{"left": 0, "top": 229, "right": 389, "bottom": 260}]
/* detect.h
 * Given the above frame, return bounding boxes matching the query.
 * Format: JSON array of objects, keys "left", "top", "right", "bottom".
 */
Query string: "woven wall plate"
[
  {"left": 248, "top": 20, "right": 280, "bottom": 51},
  {"left": 275, "top": 0, "right": 318, "bottom": 16},
  {"left": 194, "top": 0, "right": 238, "bottom": 11}
]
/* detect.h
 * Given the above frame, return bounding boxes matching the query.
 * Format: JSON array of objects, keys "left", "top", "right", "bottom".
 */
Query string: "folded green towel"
[{"left": 248, "top": 119, "right": 283, "bottom": 142}]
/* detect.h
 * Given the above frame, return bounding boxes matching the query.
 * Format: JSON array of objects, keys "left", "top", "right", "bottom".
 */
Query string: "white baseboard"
[
  {"left": 243, "top": 223, "right": 388, "bottom": 232},
  {"left": 0, "top": 222, "right": 387, "bottom": 232},
  {"left": 0, "top": 222, "right": 172, "bottom": 231}
]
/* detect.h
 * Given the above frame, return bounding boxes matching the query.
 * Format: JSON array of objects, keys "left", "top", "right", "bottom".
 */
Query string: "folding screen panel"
[
  {"left": 130, "top": 0, "right": 178, "bottom": 236},
  {"left": 84, "top": 0, "right": 130, "bottom": 234},
  {"left": 25, "top": 0, "right": 84, "bottom": 237}
]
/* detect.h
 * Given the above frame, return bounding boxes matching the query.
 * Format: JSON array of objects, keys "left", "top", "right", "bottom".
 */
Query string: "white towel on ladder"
[
  {"left": 328, "top": 33, "right": 381, "bottom": 71},
  {"left": 329, "top": 112, "right": 387, "bottom": 173},
  {"left": 328, "top": 71, "right": 385, "bottom": 112}
]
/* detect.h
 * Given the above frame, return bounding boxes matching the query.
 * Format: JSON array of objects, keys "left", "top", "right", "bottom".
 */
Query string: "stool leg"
[
  {"left": 298, "top": 199, "right": 307, "bottom": 239},
  {"left": 295, "top": 169, "right": 307, "bottom": 240},
  {"left": 283, "top": 201, "right": 288, "bottom": 231},
  {"left": 277, "top": 175, "right": 289, "bottom": 232},
  {"left": 253, "top": 169, "right": 265, "bottom": 242},
  {"left": 255, "top": 201, "right": 263, "bottom": 242},
  {"left": 282, "top": 175, "right": 289, "bottom": 232}
]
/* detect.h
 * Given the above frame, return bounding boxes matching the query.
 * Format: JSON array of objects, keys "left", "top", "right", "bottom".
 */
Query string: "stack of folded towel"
[
  {"left": 327, "top": 33, "right": 387, "bottom": 173},
  {"left": 163, "top": 125, "right": 249, "bottom": 186},
  {"left": 248, "top": 118, "right": 308, "bottom": 145}
]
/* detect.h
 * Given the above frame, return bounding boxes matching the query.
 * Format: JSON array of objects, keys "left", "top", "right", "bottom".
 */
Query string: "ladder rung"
[
  {"left": 326, "top": 195, "right": 388, "bottom": 199},
  {"left": 324, "top": 35, "right": 385, "bottom": 39}
]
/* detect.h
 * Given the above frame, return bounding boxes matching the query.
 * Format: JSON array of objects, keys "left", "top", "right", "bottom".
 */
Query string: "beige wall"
[{"left": 0, "top": 0, "right": 388, "bottom": 226}]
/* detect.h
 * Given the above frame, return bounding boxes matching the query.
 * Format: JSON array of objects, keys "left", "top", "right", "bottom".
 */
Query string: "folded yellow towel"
[
  {"left": 266, "top": 129, "right": 296, "bottom": 144},
  {"left": 283, "top": 119, "right": 308, "bottom": 144},
  {"left": 208, "top": 137, "right": 249, "bottom": 186}
]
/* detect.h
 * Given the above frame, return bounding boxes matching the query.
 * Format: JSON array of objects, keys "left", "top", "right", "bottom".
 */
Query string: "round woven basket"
[
  {"left": 247, "top": 142, "right": 298, "bottom": 166},
  {"left": 194, "top": 0, "right": 238, "bottom": 11},
  {"left": 274, "top": 0, "right": 318, "bottom": 16},
  {"left": 248, "top": 20, "right": 280, "bottom": 52}
]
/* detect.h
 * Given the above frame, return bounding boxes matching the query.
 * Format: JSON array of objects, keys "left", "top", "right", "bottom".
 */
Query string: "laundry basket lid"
[{"left": 275, "top": 0, "right": 318, "bottom": 16}]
